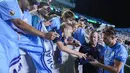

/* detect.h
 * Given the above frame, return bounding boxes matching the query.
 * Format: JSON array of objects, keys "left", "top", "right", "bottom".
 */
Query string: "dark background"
[{"left": 73, "top": 0, "right": 130, "bottom": 28}]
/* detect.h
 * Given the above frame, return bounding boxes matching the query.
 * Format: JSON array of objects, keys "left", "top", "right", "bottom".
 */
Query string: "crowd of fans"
[{"left": 0, "top": 0, "right": 129, "bottom": 73}]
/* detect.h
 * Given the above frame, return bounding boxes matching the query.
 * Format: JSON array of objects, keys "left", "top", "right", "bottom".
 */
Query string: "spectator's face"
[
  {"left": 27, "top": 0, "right": 38, "bottom": 11},
  {"left": 89, "top": 32, "right": 98, "bottom": 45},
  {"left": 39, "top": 6, "right": 50, "bottom": 16},
  {"left": 64, "top": 17, "right": 74, "bottom": 23},
  {"left": 78, "top": 19, "right": 86, "bottom": 27},
  {"left": 78, "top": 20, "right": 85, "bottom": 25},
  {"left": 72, "top": 25, "right": 78, "bottom": 32},
  {"left": 64, "top": 26, "right": 73, "bottom": 37}
]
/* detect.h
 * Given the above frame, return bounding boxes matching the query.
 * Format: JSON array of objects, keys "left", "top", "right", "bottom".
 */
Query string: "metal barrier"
[{"left": 125, "top": 64, "right": 130, "bottom": 68}]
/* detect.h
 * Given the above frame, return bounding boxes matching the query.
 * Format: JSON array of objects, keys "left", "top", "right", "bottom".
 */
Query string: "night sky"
[{"left": 73, "top": 0, "right": 130, "bottom": 28}]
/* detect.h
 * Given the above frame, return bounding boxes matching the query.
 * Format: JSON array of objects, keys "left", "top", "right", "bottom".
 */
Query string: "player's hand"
[
  {"left": 44, "top": 32, "right": 57, "bottom": 40},
  {"left": 89, "top": 59, "right": 100, "bottom": 66}
]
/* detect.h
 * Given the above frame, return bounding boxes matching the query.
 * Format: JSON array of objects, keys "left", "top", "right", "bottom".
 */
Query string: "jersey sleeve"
[{"left": 0, "top": 0, "right": 22, "bottom": 21}]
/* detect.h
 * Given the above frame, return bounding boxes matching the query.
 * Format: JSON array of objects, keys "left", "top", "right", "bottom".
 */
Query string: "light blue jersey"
[
  {"left": 0, "top": 0, "right": 22, "bottom": 21},
  {"left": 11, "top": 10, "right": 32, "bottom": 33},
  {"left": 0, "top": 18, "right": 21, "bottom": 73},
  {"left": 0, "top": 35, "right": 10, "bottom": 73},
  {"left": 46, "top": 16, "right": 61, "bottom": 31},
  {"left": 18, "top": 11, "right": 54, "bottom": 73},
  {"left": 73, "top": 27, "right": 86, "bottom": 45},
  {"left": 0, "top": 0, "right": 23, "bottom": 72},
  {"left": 0, "top": 0, "right": 22, "bottom": 40},
  {"left": 104, "top": 42, "right": 128, "bottom": 73},
  {"left": 23, "top": 10, "right": 32, "bottom": 25},
  {"left": 0, "top": 0, "right": 23, "bottom": 35},
  {"left": 33, "top": 16, "right": 55, "bottom": 73}
]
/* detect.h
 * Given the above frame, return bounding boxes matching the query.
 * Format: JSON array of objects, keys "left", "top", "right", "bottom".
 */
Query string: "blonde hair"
[{"left": 61, "top": 9, "right": 75, "bottom": 19}]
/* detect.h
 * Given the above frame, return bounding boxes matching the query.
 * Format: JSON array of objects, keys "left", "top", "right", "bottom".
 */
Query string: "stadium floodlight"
[
  {"left": 75, "top": 15, "right": 79, "bottom": 19},
  {"left": 50, "top": 6, "right": 54, "bottom": 10},
  {"left": 87, "top": 19, "right": 97, "bottom": 23}
]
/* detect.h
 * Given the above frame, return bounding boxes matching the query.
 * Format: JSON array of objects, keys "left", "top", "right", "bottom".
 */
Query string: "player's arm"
[
  {"left": 56, "top": 41, "right": 86, "bottom": 59},
  {"left": 11, "top": 19, "right": 56, "bottom": 40}
]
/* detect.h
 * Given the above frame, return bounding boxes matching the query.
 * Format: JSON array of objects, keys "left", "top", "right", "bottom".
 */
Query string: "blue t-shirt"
[
  {"left": 104, "top": 42, "right": 128, "bottom": 73},
  {"left": 46, "top": 16, "right": 61, "bottom": 31},
  {"left": 78, "top": 43, "right": 105, "bottom": 73},
  {"left": 73, "top": 27, "right": 86, "bottom": 45},
  {"left": 32, "top": 15, "right": 41, "bottom": 28}
]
